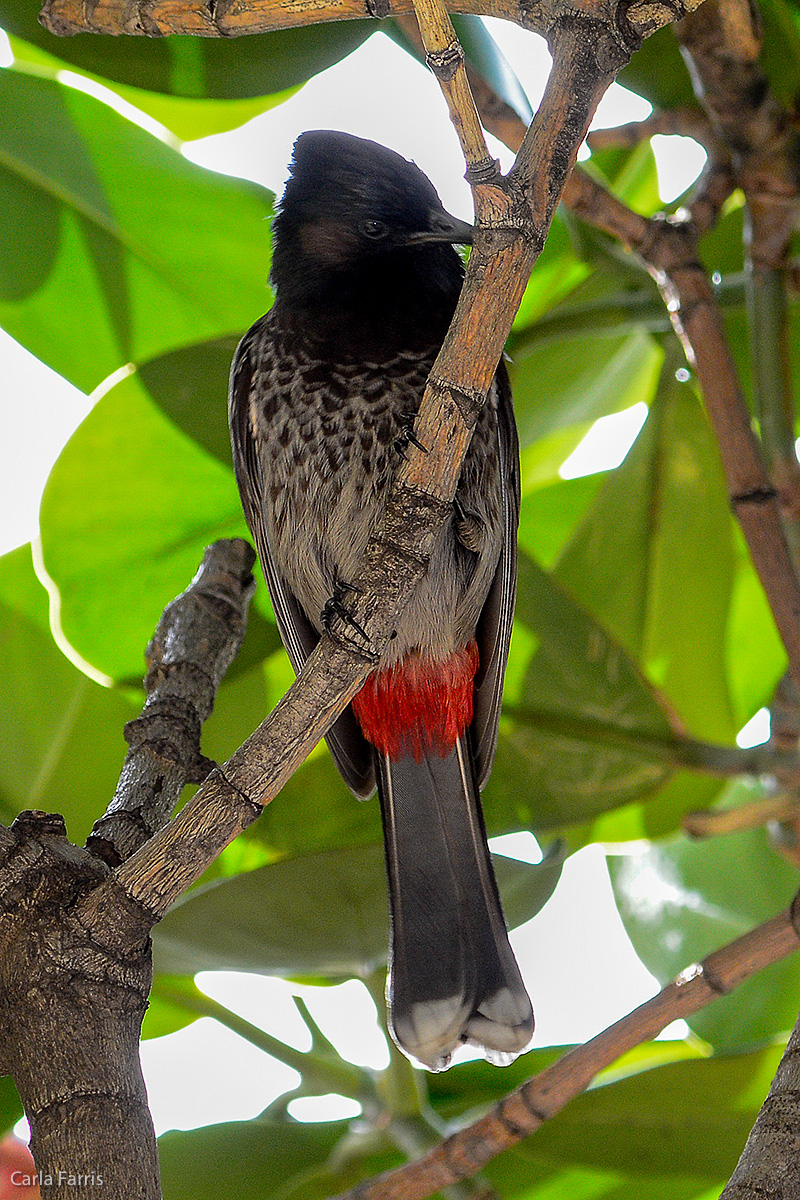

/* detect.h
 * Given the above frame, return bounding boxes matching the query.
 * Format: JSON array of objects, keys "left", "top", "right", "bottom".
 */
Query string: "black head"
[{"left": 270, "top": 131, "right": 472, "bottom": 352}]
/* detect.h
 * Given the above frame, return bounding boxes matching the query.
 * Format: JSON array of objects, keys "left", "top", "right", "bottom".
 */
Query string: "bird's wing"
[
  {"left": 228, "top": 318, "right": 376, "bottom": 798},
  {"left": 471, "top": 360, "right": 520, "bottom": 790}
]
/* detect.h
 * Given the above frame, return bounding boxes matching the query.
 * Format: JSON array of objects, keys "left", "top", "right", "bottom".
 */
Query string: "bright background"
[{"left": 1, "top": 19, "right": 734, "bottom": 1137}]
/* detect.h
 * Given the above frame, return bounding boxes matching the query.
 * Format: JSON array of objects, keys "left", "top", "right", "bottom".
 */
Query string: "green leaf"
[
  {"left": 158, "top": 1120, "right": 344, "bottom": 1200},
  {"left": 0, "top": 542, "right": 50, "bottom": 631},
  {"left": 517, "top": 474, "right": 603, "bottom": 570},
  {"left": 0, "top": 0, "right": 372, "bottom": 100},
  {"left": 556, "top": 364, "right": 738, "bottom": 742},
  {"left": 0, "top": 1078, "right": 24, "bottom": 1138},
  {"left": 609, "top": 138, "right": 662, "bottom": 217},
  {"left": 0, "top": 548, "right": 137, "bottom": 840},
  {"left": 726, "top": 538, "right": 786, "bottom": 728},
  {"left": 511, "top": 209, "right": 593, "bottom": 334},
  {"left": 141, "top": 975, "right": 200, "bottom": 1040},
  {"left": 610, "top": 827, "right": 800, "bottom": 1050},
  {"left": 152, "top": 843, "right": 564, "bottom": 978},
  {"left": 38, "top": 369, "right": 251, "bottom": 682},
  {"left": 487, "top": 552, "right": 677, "bottom": 832},
  {"left": 482, "top": 1048, "right": 780, "bottom": 1197},
  {"left": 0, "top": 66, "right": 272, "bottom": 390},
  {"left": 510, "top": 327, "right": 662, "bottom": 454}
]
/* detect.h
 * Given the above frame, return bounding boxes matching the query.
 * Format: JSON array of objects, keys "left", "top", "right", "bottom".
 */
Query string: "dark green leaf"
[
  {"left": 556, "top": 364, "right": 738, "bottom": 742},
  {"left": 487, "top": 552, "right": 676, "bottom": 831},
  {"left": 152, "top": 843, "right": 563, "bottom": 978},
  {"left": 616, "top": 25, "right": 698, "bottom": 111},
  {"left": 138, "top": 336, "right": 243, "bottom": 466},
  {"left": 8, "top": 33, "right": 297, "bottom": 140},
  {"left": 758, "top": 0, "right": 800, "bottom": 112},
  {"left": 159, "top": 1120, "right": 345, "bottom": 1200}
]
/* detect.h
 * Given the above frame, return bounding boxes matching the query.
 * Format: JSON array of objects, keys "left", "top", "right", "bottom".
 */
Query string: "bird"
[{"left": 229, "top": 129, "right": 533, "bottom": 1072}]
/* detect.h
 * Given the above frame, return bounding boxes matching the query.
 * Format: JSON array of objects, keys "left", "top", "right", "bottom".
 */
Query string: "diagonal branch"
[
  {"left": 87, "top": 538, "right": 256, "bottom": 866},
  {"left": 330, "top": 899, "right": 800, "bottom": 1199}
]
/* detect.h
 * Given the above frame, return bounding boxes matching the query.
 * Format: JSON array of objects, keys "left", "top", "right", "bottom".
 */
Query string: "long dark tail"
[{"left": 377, "top": 735, "right": 534, "bottom": 1072}]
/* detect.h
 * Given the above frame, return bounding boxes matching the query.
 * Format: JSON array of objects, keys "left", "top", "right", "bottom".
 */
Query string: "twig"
[
  {"left": 331, "top": 899, "right": 800, "bottom": 1198},
  {"left": 510, "top": 704, "right": 800, "bottom": 780},
  {"left": 585, "top": 106, "right": 716, "bottom": 150},
  {"left": 410, "top": 0, "right": 493, "bottom": 177},
  {"left": 683, "top": 791, "right": 796, "bottom": 837}
]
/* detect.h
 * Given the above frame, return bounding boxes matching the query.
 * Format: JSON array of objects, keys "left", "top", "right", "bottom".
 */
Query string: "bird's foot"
[{"left": 322, "top": 578, "right": 368, "bottom": 640}]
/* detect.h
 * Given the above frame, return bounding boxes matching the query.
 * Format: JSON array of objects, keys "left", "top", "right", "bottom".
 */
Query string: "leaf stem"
[
  {"left": 507, "top": 704, "right": 800, "bottom": 780},
  {"left": 150, "top": 978, "right": 368, "bottom": 1100}
]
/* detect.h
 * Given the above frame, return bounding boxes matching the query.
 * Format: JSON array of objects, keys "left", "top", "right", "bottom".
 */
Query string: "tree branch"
[
  {"left": 330, "top": 899, "right": 800, "bottom": 1199},
  {"left": 37, "top": 0, "right": 707, "bottom": 46},
  {"left": 676, "top": 0, "right": 800, "bottom": 549},
  {"left": 87, "top": 538, "right": 256, "bottom": 866}
]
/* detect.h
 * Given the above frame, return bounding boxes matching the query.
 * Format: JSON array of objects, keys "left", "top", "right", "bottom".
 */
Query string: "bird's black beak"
[{"left": 405, "top": 208, "right": 474, "bottom": 246}]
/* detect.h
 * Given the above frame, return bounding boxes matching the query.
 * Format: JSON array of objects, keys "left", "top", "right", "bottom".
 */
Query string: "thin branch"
[
  {"left": 684, "top": 792, "right": 796, "bottom": 837},
  {"left": 87, "top": 538, "right": 256, "bottom": 866},
  {"left": 331, "top": 900, "right": 800, "bottom": 1199},
  {"left": 585, "top": 106, "right": 716, "bottom": 150},
  {"left": 561, "top": 168, "right": 800, "bottom": 697},
  {"left": 410, "top": 0, "right": 492, "bottom": 176},
  {"left": 510, "top": 704, "right": 800, "bottom": 780}
]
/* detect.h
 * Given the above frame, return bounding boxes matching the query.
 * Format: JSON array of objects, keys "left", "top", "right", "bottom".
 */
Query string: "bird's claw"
[
  {"left": 394, "top": 412, "right": 427, "bottom": 460},
  {"left": 322, "top": 580, "right": 368, "bottom": 640}
]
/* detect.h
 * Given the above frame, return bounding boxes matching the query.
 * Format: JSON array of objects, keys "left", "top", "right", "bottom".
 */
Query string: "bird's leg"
[
  {"left": 322, "top": 577, "right": 368, "bottom": 640},
  {"left": 453, "top": 497, "right": 484, "bottom": 553}
]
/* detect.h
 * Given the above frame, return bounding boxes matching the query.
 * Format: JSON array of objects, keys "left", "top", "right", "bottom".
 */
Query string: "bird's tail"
[{"left": 376, "top": 735, "right": 534, "bottom": 1072}]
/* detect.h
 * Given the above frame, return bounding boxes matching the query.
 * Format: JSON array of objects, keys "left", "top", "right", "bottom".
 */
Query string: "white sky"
[{"left": 1, "top": 24, "right": 706, "bottom": 1136}]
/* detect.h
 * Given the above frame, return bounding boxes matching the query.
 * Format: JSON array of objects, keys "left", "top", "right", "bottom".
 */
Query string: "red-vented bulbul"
[{"left": 229, "top": 130, "right": 533, "bottom": 1071}]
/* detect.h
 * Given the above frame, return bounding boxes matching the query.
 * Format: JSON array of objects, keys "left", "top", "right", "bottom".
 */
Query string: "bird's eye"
[{"left": 361, "top": 219, "right": 388, "bottom": 240}]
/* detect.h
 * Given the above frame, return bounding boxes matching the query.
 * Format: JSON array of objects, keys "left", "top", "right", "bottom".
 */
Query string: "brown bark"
[{"left": 0, "top": 540, "right": 256, "bottom": 1200}]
